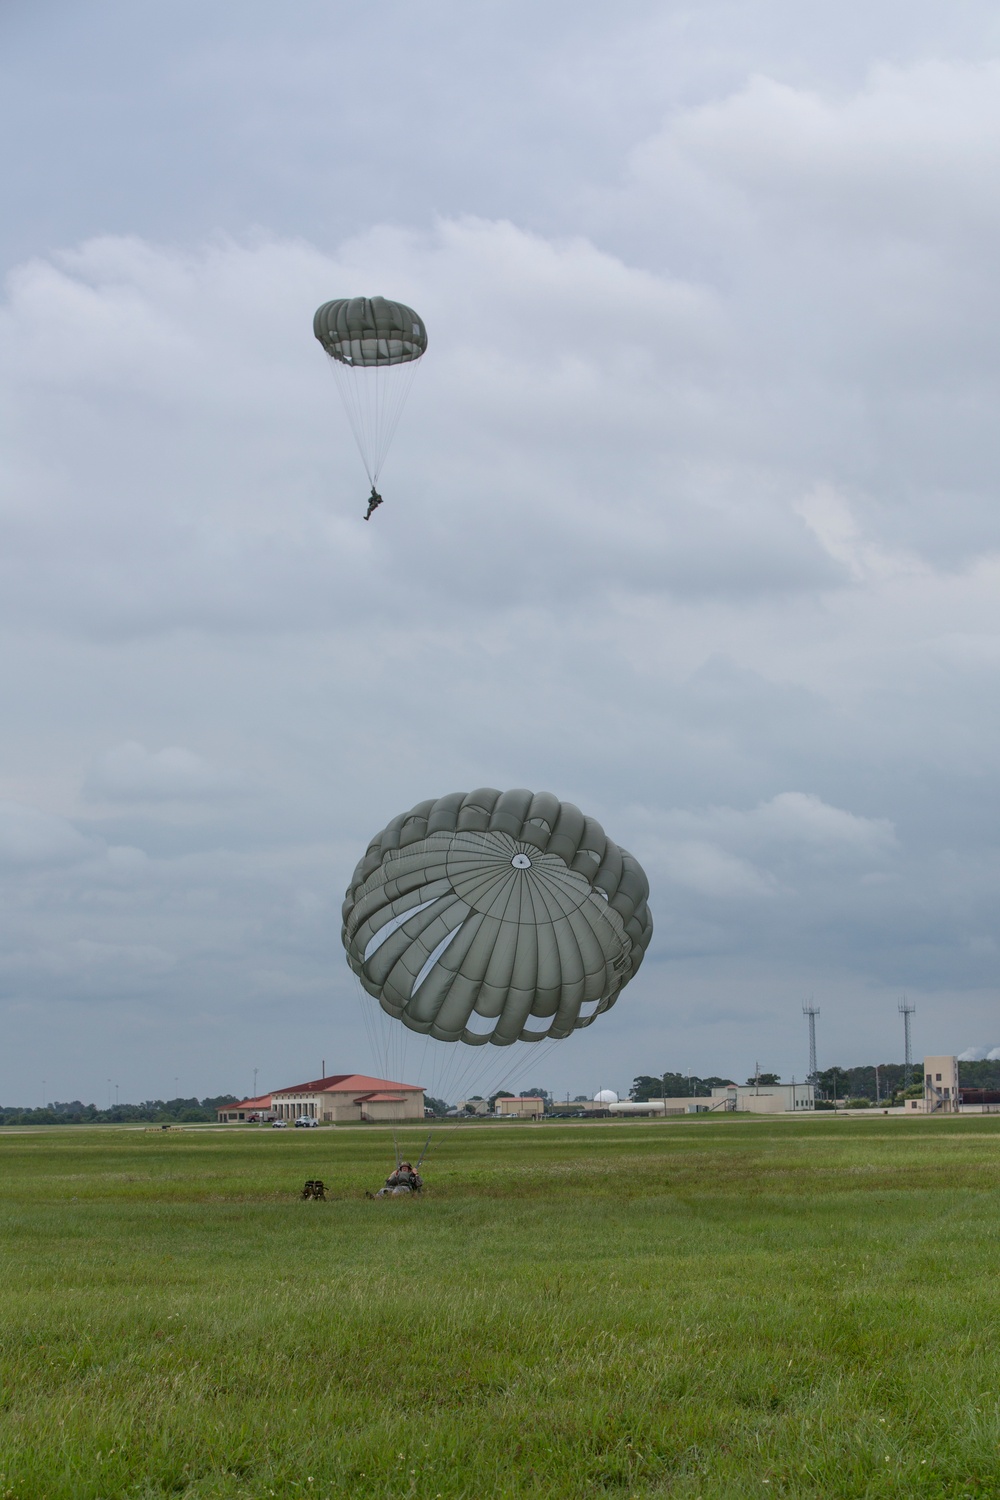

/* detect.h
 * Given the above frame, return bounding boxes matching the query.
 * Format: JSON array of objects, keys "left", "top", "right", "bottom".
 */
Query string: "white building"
[
  {"left": 609, "top": 1097, "right": 726, "bottom": 1117},
  {"left": 611, "top": 1082, "right": 815, "bottom": 1116},
  {"left": 721, "top": 1082, "right": 816, "bottom": 1114}
]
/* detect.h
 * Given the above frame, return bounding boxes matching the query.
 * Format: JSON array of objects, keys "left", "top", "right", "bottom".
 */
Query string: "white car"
[{"left": 271, "top": 1119, "right": 287, "bottom": 1129}]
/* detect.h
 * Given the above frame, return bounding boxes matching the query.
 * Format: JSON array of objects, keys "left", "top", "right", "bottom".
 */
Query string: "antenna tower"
[
  {"left": 803, "top": 1003, "right": 820, "bottom": 1082},
  {"left": 899, "top": 998, "right": 916, "bottom": 1088}
]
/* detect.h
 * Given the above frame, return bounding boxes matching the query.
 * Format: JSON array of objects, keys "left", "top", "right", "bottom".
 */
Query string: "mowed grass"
[{"left": 2, "top": 1118, "right": 1000, "bottom": 1499}]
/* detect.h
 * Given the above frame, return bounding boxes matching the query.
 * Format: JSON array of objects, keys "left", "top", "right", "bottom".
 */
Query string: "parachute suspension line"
[
  {"left": 430, "top": 1035, "right": 563, "bottom": 1114},
  {"left": 326, "top": 356, "right": 420, "bottom": 487},
  {"left": 415, "top": 1130, "right": 434, "bottom": 1169}
]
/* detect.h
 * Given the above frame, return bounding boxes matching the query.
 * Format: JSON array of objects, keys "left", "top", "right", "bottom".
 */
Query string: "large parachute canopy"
[
  {"left": 342, "top": 789, "right": 653, "bottom": 1047},
  {"left": 313, "top": 296, "right": 427, "bottom": 487}
]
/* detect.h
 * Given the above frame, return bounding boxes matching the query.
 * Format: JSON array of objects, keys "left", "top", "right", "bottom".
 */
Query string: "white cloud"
[
  {"left": 656, "top": 839, "right": 778, "bottom": 900},
  {"left": 84, "top": 742, "right": 241, "bottom": 802}
]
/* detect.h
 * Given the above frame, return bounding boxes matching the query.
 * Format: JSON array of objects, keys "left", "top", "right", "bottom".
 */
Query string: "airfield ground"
[{"left": 1, "top": 1115, "right": 999, "bottom": 1498}]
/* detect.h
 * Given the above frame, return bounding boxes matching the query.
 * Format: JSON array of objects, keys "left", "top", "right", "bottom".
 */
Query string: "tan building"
[
  {"left": 269, "top": 1073, "right": 425, "bottom": 1123},
  {"left": 494, "top": 1096, "right": 545, "bottom": 1119},
  {"left": 905, "top": 1055, "right": 960, "bottom": 1113},
  {"left": 217, "top": 1093, "right": 274, "bottom": 1122}
]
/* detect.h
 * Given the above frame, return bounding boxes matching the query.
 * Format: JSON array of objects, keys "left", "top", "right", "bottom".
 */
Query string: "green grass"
[{"left": 2, "top": 1115, "right": 1000, "bottom": 1498}]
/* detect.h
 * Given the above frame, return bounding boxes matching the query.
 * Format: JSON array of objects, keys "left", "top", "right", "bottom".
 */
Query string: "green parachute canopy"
[
  {"left": 313, "top": 297, "right": 427, "bottom": 367},
  {"left": 313, "top": 296, "right": 427, "bottom": 486},
  {"left": 342, "top": 789, "right": 653, "bottom": 1047}
]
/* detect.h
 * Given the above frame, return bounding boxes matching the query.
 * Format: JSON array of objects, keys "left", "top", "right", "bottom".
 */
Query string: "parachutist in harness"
[
  {"left": 364, "top": 487, "right": 383, "bottom": 521},
  {"left": 374, "top": 1161, "right": 423, "bottom": 1197}
]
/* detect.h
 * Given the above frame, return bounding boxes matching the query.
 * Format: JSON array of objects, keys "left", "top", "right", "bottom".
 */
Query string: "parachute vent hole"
[{"left": 511, "top": 853, "right": 532, "bottom": 870}]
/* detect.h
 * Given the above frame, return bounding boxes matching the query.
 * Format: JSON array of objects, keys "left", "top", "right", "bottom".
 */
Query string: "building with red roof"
[
  {"left": 217, "top": 1093, "right": 274, "bottom": 1123},
  {"left": 216, "top": 1073, "right": 425, "bottom": 1124}
]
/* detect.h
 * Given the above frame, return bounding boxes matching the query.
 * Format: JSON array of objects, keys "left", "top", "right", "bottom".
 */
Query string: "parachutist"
[
  {"left": 374, "top": 1161, "right": 423, "bottom": 1197},
  {"left": 364, "top": 487, "right": 383, "bottom": 521}
]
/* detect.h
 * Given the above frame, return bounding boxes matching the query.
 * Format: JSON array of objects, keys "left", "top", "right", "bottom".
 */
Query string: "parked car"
[
  {"left": 294, "top": 1116, "right": 319, "bottom": 1128},
  {"left": 271, "top": 1119, "right": 287, "bottom": 1129}
]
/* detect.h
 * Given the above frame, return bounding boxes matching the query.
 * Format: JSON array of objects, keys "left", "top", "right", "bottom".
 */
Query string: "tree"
[
  {"left": 630, "top": 1073, "right": 735, "bottom": 1101},
  {"left": 746, "top": 1073, "right": 781, "bottom": 1086}
]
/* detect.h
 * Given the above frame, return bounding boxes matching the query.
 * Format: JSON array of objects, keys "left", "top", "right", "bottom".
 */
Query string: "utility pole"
[
  {"left": 662, "top": 1071, "right": 668, "bottom": 1119},
  {"left": 899, "top": 999, "right": 916, "bottom": 1089},
  {"left": 253, "top": 1067, "right": 259, "bottom": 1099},
  {"left": 803, "top": 1003, "right": 820, "bottom": 1083}
]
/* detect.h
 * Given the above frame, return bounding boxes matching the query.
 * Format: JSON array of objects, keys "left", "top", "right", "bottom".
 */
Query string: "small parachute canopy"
[
  {"left": 313, "top": 295, "right": 427, "bottom": 487},
  {"left": 314, "top": 297, "right": 427, "bottom": 368},
  {"left": 342, "top": 789, "right": 653, "bottom": 1047}
]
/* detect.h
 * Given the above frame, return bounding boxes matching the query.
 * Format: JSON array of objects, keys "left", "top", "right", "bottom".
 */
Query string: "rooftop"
[{"left": 272, "top": 1073, "right": 423, "bottom": 1096}]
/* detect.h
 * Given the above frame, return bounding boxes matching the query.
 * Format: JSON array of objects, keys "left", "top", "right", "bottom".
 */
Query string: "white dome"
[{"left": 593, "top": 1089, "right": 618, "bottom": 1104}]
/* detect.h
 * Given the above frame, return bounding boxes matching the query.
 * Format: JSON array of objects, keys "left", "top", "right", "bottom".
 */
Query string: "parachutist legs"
[{"left": 364, "top": 487, "right": 383, "bottom": 521}]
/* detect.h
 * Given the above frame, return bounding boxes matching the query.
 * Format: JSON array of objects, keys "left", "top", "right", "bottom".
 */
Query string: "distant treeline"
[
  {"left": 633, "top": 1060, "right": 1000, "bottom": 1106},
  {"left": 630, "top": 1073, "right": 737, "bottom": 1100},
  {"left": 0, "top": 1096, "right": 238, "bottom": 1126}
]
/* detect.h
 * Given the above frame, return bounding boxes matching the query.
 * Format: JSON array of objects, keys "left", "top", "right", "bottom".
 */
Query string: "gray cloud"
[
  {"left": 0, "top": 802, "right": 93, "bottom": 869},
  {"left": 84, "top": 742, "right": 243, "bottom": 802}
]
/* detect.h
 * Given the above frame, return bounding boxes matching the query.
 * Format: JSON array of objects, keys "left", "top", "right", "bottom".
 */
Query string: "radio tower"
[
  {"left": 803, "top": 1003, "right": 820, "bottom": 1082},
  {"left": 899, "top": 998, "right": 916, "bottom": 1088}
]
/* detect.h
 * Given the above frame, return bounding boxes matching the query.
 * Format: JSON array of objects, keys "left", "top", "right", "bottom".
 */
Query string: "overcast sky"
[{"left": 2, "top": 0, "right": 1000, "bottom": 1106}]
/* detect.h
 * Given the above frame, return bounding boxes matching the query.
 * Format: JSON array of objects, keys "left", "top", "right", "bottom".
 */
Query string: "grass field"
[{"left": 2, "top": 1115, "right": 1000, "bottom": 1499}]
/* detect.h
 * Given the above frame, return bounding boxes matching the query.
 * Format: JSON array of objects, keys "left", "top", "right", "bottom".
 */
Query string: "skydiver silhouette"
[{"left": 364, "top": 486, "right": 383, "bottom": 521}]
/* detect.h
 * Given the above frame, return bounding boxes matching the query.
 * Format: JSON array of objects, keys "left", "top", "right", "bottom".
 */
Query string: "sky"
[{"left": 2, "top": 0, "right": 1000, "bottom": 1106}]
